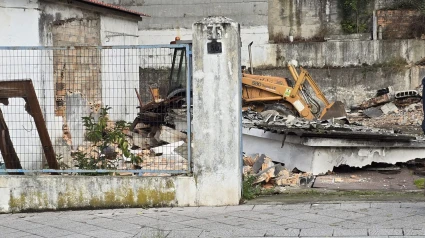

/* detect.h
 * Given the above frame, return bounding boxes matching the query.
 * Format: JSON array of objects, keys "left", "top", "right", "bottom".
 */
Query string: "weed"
[
  {"left": 337, "top": 0, "right": 372, "bottom": 34},
  {"left": 56, "top": 154, "right": 69, "bottom": 170},
  {"left": 363, "top": 57, "right": 409, "bottom": 74},
  {"left": 242, "top": 175, "right": 261, "bottom": 200},
  {"left": 72, "top": 106, "right": 141, "bottom": 172},
  {"left": 414, "top": 178, "right": 425, "bottom": 189}
]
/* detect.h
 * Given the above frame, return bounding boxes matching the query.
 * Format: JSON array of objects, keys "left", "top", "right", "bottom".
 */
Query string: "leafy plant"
[
  {"left": 56, "top": 154, "right": 69, "bottom": 170},
  {"left": 73, "top": 106, "right": 141, "bottom": 171},
  {"left": 242, "top": 175, "right": 261, "bottom": 200}
]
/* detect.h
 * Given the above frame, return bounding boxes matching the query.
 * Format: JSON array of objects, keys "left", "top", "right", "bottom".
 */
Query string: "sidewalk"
[{"left": 1, "top": 202, "right": 425, "bottom": 238}]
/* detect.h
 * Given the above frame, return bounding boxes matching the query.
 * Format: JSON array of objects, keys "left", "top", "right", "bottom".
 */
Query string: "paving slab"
[
  {"left": 166, "top": 229, "right": 204, "bottom": 238},
  {"left": 332, "top": 228, "right": 368, "bottom": 236},
  {"left": 25, "top": 226, "right": 75, "bottom": 238},
  {"left": 265, "top": 228, "right": 300, "bottom": 237},
  {"left": 368, "top": 228, "right": 403, "bottom": 236},
  {"left": 0, "top": 225, "right": 20, "bottom": 234},
  {"left": 4, "top": 231, "right": 39, "bottom": 238},
  {"left": 1, "top": 201, "right": 425, "bottom": 237},
  {"left": 299, "top": 228, "right": 334, "bottom": 237},
  {"left": 84, "top": 229, "right": 135, "bottom": 238},
  {"left": 404, "top": 228, "right": 425, "bottom": 236}
]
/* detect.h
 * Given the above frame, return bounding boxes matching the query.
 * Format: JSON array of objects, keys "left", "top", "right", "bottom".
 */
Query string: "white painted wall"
[
  {"left": 100, "top": 15, "right": 140, "bottom": 122},
  {"left": 0, "top": 0, "right": 41, "bottom": 46},
  {"left": 0, "top": 1, "right": 142, "bottom": 171},
  {"left": 138, "top": 25, "right": 275, "bottom": 67},
  {"left": 0, "top": 0, "right": 47, "bottom": 170}
]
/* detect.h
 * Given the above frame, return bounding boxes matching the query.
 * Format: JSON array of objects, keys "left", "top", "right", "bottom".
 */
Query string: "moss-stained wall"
[{"left": 0, "top": 176, "right": 177, "bottom": 213}]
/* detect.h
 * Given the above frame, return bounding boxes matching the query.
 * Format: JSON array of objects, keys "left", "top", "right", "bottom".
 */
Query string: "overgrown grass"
[{"left": 414, "top": 178, "right": 425, "bottom": 189}]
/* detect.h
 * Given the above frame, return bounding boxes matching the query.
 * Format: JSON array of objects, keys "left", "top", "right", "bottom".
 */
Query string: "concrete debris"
[
  {"left": 380, "top": 102, "right": 399, "bottom": 115},
  {"left": 363, "top": 107, "right": 383, "bottom": 118},
  {"left": 243, "top": 109, "right": 397, "bottom": 135},
  {"left": 351, "top": 92, "right": 393, "bottom": 110},
  {"left": 352, "top": 86, "right": 421, "bottom": 111},
  {"left": 243, "top": 153, "right": 313, "bottom": 188},
  {"left": 349, "top": 102, "right": 424, "bottom": 135},
  {"left": 154, "top": 126, "right": 187, "bottom": 144},
  {"left": 121, "top": 148, "right": 188, "bottom": 172}
]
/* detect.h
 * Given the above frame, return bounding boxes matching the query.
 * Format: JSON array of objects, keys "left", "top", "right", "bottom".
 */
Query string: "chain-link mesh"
[{"left": 0, "top": 45, "right": 191, "bottom": 175}]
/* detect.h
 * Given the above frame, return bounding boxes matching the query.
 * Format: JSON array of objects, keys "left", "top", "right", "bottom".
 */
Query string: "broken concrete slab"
[
  {"left": 243, "top": 127, "right": 425, "bottom": 175},
  {"left": 154, "top": 126, "right": 187, "bottom": 144},
  {"left": 130, "top": 131, "right": 160, "bottom": 149},
  {"left": 151, "top": 141, "right": 186, "bottom": 163},
  {"left": 252, "top": 154, "right": 266, "bottom": 173},
  {"left": 363, "top": 107, "right": 383, "bottom": 118},
  {"left": 381, "top": 102, "right": 399, "bottom": 115}
]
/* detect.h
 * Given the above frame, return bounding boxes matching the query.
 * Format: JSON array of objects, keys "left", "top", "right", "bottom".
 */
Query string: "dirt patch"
[
  {"left": 246, "top": 189, "right": 425, "bottom": 205},
  {"left": 314, "top": 168, "right": 422, "bottom": 191}
]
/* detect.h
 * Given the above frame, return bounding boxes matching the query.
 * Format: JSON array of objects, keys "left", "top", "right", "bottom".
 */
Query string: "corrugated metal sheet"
[{"left": 76, "top": 0, "right": 150, "bottom": 17}]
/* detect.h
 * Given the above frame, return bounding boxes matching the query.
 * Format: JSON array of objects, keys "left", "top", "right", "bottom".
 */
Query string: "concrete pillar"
[
  {"left": 373, "top": 11, "right": 378, "bottom": 40},
  {"left": 192, "top": 17, "right": 242, "bottom": 206}
]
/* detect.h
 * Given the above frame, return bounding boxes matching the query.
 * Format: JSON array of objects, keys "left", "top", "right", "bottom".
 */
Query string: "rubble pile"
[
  {"left": 350, "top": 102, "right": 424, "bottom": 132},
  {"left": 348, "top": 85, "right": 424, "bottom": 135},
  {"left": 243, "top": 84, "right": 425, "bottom": 137},
  {"left": 243, "top": 109, "right": 397, "bottom": 135},
  {"left": 243, "top": 154, "right": 313, "bottom": 188},
  {"left": 122, "top": 125, "right": 188, "bottom": 175}
]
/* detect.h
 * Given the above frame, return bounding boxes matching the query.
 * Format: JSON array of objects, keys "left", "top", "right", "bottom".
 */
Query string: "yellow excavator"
[
  {"left": 167, "top": 38, "right": 346, "bottom": 121},
  {"left": 242, "top": 64, "right": 346, "bottom": 120}
]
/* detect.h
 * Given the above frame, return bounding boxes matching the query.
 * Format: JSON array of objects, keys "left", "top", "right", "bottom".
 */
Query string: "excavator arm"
[
  {"left": 288, "top": 65, "right": 346, "bottom": 120},
  {"left": 289, "top": 65, "right": 330, "bottom": 106},
  {"left": 242, "top": 73, "right": 315, "bottom": 119}
]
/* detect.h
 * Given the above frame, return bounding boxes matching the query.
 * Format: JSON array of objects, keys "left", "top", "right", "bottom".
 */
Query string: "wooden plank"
[{"left": 0, "top": 109, "right": 23, "bottom": 175}]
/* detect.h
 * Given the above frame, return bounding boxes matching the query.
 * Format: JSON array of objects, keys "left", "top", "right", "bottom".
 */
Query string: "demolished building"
[{"left": 242, "top": 85, "right": 425, "bottom": 175}]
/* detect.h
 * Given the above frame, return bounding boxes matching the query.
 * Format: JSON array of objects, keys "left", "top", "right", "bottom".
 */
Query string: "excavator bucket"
[{"left": 319, "top": 101, "right": 347, "bottom": 121}]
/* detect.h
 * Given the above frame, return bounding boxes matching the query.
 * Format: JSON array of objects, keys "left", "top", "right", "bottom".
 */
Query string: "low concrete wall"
[
  {"left": 275, "top": 39, "right": 425, "bottom": 68},
  {"left": 0, "top": 176, "right": 199, "bottom": 213},
  {"left": 256, "top": 66, "right": 425, "bottom": 107}
]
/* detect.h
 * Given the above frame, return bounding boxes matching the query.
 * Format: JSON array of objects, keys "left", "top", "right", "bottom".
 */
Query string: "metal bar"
[
  {"left": 0, "top": 169, "right": 187, "bottom": 174},
  {"left": 186, "top": 44, "right": 192, "bottom": 173},
  {"left": 0, "top": 44, "right": 190, "bottom": 51},
  {"left": 169, "top": 48, "right": 178, "bottom": 90}
]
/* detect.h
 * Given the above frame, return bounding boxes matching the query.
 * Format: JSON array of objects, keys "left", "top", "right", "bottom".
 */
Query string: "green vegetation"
[
  {"left": 389, "top": 0, "right": 425, "bottom": 13},
  {"left": 414, "top": 178, "right": 425, "bottom": 189},
  {"left": 242, "top": 175, "right": 261, "bottom": 200},
  {"left": 338, "top": 0, "right": 372, "bottom": 34},
  {"left": 72, "top": 106, "right": 141, "bottom": 172}
]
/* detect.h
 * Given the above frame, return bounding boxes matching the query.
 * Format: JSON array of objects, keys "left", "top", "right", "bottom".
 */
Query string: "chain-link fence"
[{"left": 0, "top": 44, "right": 192, "bottom": 175}]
